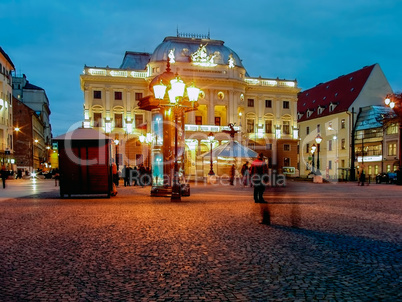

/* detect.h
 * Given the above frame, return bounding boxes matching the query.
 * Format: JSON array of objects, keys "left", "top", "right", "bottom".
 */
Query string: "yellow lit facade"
[{"left": 80, "top": 34, "right": 300, "bottom": 177}]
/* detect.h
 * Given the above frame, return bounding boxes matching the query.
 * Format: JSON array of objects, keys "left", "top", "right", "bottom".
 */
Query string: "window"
[
  {"left": 386, "top": 123, "right": 398, "bottom": 135},
  {"left": 341, "top": 138, "right": 346, "bottom": 150},
  {"left": 214, "top": 117, "right": 221, "bottom": 126},
  {"left": 266, "top": 144, "right": 272, "bottom": 150},
  {"left": 328, "top": 160, "right": 332, "bottom": 170},
  {"left": 328, "top": 140, "right": 332, "bottom": 151},
  {"left": 283, "top": 101, "right": 290, "bottom": 109},
  {"left": 341, "top": 160, "right": 345, "bottom": 168},
  {"left": 265, "top": 120, "right": 272, "bottom": 133},
  {"left": 247, "top": 99, "right": 254, "bottom": 107},
  {"left": 284, "top": 158, "right": 290, "bottom": 166},
  {"left": 246, "top": 119, "right": 255, "bottom": 133},
  {"left": 114, "top": 91, "right": 122, "bottom": 100},
  {"left": 115, "top": 114, "right": 123, "bottom": 128},
  {"left": 375, "top": 165, "right": 378, "bottom": 175},
  {"left": 283, "top": 121, "right": 290, "bottom": 135},
  {"left": 317, "top": 124, "right": 320, "bottom": 133},
  {"left": 306, "top": 143, "right": 310, "bottom": 154},
  {"left": 135, "top": 93, "right": 143, "bottom": 101},
  {"left": 388, "top": 143, "right": 397, "bottom": 156},
  {"left": 93, "top": 90, "right": 101, "bottom": 99},
  {"left": 93, "top": 113, "right": 102, "bottom": 127},
  {"left": 195, "top": 116, "right": 202, "bottom": 125},
  {"left": 306, "top": 126, "right": 310, "bottom": 135},
  {"left": 265, "top": 100, "right": 272, "bottom": 108},
  {"left": 284, "top": 144, "right": 290, "bottom": 151},
  {"left": 387, "top": 165, "right": 391, "bottom": 172},
  {"left": 368, "top": 166, "right": 372, "bottom": 175},
  {"left": 135, "top": 114, "right": 143, "bottom": 128},
  {"left": 341, "top": 119, "right": 345, "bottom": 129}
]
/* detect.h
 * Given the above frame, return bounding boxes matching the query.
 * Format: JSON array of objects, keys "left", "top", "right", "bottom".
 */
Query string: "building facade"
[
  {"left": 0, "top": 47, "right": 15, "bottom": 169},
  {"left": 13, "top": 97, "right": 48, "bottom": 171},
  {"left": 12, "top": 74, "right": 52, "bottom": 171},
  {"left": 80, "top": 34, "right": 300, "bottom": 177},
  {"left": 298, "top": 64, "right": 393, "bottom": 180}
]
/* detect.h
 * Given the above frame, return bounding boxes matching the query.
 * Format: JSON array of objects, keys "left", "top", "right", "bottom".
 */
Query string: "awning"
[{"left": 200, "top": 140, "right": 258, "bottom": 159}]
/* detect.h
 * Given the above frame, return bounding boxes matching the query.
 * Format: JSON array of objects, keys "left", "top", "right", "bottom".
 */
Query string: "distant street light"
[
  {"left": 315, "top": 134, "right": 322, "bottom": 175},
  {"left": 208, "top": 132, "right": 215, "bottom": 176}
]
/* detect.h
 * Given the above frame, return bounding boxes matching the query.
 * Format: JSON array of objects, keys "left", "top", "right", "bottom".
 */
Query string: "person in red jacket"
[{"left": 250, "top": 153, "right": 269, "bottom": 203}]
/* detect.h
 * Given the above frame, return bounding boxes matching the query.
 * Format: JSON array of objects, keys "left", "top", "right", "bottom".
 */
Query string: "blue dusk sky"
[{"left": 1, "top": 0, "right": 401, "bottom": 136}]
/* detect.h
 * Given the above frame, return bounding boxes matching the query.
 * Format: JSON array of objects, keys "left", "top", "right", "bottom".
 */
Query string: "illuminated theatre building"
[{"left": 80, "top": 34, "right": 300, "bottom": 181}]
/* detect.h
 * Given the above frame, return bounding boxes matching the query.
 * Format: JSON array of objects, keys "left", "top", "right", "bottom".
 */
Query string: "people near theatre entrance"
[
  {"left": 139, "top": 164, "right": 146, "bottom": 187},
  {"left": 1, "top": 165, "right": 8, "bottom": 189},
  {"left": 230, "top": 164, "right": 236, "bottom": 185},
  {"left": 132, "top": 166, "right": 138, "bottom": 186},
  {"left": 250, "top": 153, "right": 269, "bottom": 203},
  {"left": 241, "top": 161, "right": 250, "bottom": 187},
  {"left": 123, "top": 165, "right": 131, "bottom": 187}
]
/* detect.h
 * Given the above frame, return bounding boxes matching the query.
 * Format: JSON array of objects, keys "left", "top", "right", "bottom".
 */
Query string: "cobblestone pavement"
[{"left": 0, "top": 180, "right": 401, "bottom": 301}]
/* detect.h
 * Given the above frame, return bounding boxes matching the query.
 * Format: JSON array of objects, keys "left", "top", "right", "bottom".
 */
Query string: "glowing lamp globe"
[{"left": 187, "top": 85, "right": 200, "bottom": 102}]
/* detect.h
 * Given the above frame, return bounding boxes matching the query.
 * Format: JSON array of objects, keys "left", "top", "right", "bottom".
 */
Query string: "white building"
[{"left": 80, "top": 33, "right": 300, "bottom": 177}]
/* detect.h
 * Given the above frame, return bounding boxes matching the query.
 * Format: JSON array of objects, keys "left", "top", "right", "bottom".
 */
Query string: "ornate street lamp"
[
  {"left": 315, "top": 134, "right": 322, "bottom": 175},
  {"left": 311, "top": 144, "right": 316, "bottom": 174},
  {"left": 384, "top": 93, "right": 402, "bottom": 185},
  {"left": 208, "top": 132, "right": 215, "bottom": 176},
  {"left": 139, "top": 133, "right": 153, "bottom": 168},
  {"left": 150, "top": 60, "right": 200, "bottom": 201}
]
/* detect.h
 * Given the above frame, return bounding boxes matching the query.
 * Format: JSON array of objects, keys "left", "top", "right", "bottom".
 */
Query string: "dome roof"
[{"left": 150, "top": 36, "right": 245, "bottom": 69}]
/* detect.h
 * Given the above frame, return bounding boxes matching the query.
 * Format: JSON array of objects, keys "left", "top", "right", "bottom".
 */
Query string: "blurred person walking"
[{"left": 250, "top": 153, "right": 269, "bottom": 203}]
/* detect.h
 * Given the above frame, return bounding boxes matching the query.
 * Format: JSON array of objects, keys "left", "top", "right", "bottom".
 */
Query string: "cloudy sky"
[{"left": 1, "top": 0, "right": 401, "bottom": 136}]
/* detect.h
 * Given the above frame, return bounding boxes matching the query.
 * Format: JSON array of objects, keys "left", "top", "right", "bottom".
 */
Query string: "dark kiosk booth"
[{"left": 54, "top": 128, "right": 112, "bottom": 198}]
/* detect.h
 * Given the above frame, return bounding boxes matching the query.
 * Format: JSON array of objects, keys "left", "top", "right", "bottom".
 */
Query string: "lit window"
[
  {"left": 247, "top": 119, "right": 255, "bottom": 133},
  {"left": 93, "top": 113, "right": 102, "bottom": 127},
  {"left": 265, "top": 120, "right": 273, "bottom": 133}
]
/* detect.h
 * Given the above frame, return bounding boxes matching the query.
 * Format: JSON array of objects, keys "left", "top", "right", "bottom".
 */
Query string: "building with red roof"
[{"left": 297, "top": 63, "right": 393, "bottom": 179}]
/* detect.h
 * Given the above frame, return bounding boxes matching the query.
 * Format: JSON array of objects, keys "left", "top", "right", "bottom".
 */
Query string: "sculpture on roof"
[{"left": 191, "top": 44, "right": 217, "bottom": 67}]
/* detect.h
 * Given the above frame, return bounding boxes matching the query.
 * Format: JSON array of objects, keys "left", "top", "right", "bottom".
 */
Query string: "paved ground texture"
[{"left": 0, "top": 179, "right": 401, "bottom": 301}]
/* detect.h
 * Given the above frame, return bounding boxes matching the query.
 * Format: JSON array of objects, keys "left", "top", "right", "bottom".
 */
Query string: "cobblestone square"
[{"left": 0, "top": 180, "right": 401, "bottom": 301}]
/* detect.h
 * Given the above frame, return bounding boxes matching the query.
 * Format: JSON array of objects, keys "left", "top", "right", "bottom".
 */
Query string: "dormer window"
[
  {"left": 329, "top": 102, "right": 338, "bottom": 112},
  {"left": 317, "top": 106, "right": 326, "bottom": 115}
]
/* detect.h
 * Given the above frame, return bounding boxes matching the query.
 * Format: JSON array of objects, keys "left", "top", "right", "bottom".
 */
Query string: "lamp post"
[
  {"left": 139, "top": 132, "right": 153, "bottom": 168},
  {"left": 114, "top": 139, "right": 119, "bottom": 172},
  {"left": 315, "top": 134, "right": 322, "bottom": 175},
  {"left": 208, "top": 132, "right": 215, "bottom": 176},
  {"left": 311, "top": 144, "right": 316, "bottom": 174},
  {"left": 328, "top": 126, "right": 338, "bottom": 179},
  {"left": 151, "top": 61, "right": 200, "bottom": 201},
  {"left": 384, "top": 93, "right": 402, "bottom": 185}
]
